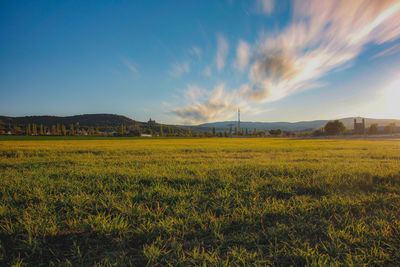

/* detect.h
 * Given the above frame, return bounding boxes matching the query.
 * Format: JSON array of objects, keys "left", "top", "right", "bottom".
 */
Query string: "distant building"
[
  {"left": 147, "top": 118, "right": 156, "bottom": 126},
  {"left": 354, "top": 118, "right": 365, "bottom": 134},
  {"left": 140, "top": 134, "right": 152, "bottom": 137}
]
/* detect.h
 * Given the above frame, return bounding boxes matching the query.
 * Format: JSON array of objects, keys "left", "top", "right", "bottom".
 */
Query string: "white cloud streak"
[
  {"left": 173, "top": 83, "right": 239, "bottom": 124},
  {"left": 170, "top": 61, "right": 190, "bottom": 78},
  {"left": 257, "top": 0, "right": 274, "bottom": 15},
  {"left": 174, "top": 0, "right": 400, "bottom": 124},
  {"left": 215, "top": 35, "right": 229, "bottom": 71},
  {"left": 372, "top": 43, "right": 400, "bottom": 59},
  {"left": 183, "top": 84, "right": 206, "bottom": 102},
  {"left": 203, "top": 66, "right": 211, "bottom": 77},
  {"left": 123, "top": 59, "right": 137, "bottom": 73},
  {"left": 234, "top": 40, "right": 251, "bottom": 72},
  {"left": 189, "top": 46, "right": 202, "bottom": 60}
]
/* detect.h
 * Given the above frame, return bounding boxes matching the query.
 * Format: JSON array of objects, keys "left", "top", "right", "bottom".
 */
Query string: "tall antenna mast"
[{"left": 238, "top": 107, "right": 240, "bottom": 132}]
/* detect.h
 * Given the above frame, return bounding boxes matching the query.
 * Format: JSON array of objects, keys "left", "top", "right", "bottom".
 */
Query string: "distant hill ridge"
[
  {"left": 0, "top": 114, "right": 212, "bottom": 133},
  {"left": 200, "top": 117, "right": 400, "bottom": 131},
  {"left": 0, "top": 114, "right": 137, "bottom": 129},
  {"left": 1, "top": 114, "right": 399, "bottom": 132}
]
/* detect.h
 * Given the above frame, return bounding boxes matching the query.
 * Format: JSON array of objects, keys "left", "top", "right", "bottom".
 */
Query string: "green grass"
[{"left": 1, "top": 138, "right": 400, "bottom": 266}]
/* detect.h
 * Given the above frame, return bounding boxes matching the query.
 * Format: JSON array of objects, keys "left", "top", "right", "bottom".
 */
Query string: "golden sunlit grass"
[{"left": 1, "top": 138, "right": 400, "bottom": 265}]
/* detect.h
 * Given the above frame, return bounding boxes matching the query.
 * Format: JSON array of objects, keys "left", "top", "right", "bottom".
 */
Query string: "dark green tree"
[
  {"left": 369, "top": 123, "right": 378, "bottom": 134},
  {"left": 14, "top": 126, "right": 22, "bottom": 132},
  {"left": 120, "top": 124, "right": 126, "bottom": 135},
  {"left": 159, "top": 124, "right": 164, "bottom": 137},
  {"left": 69, "top": 124, "right": 75, "bottom": 136},
  {"left": 130, "top": 124, "right": 142, "bottom": 136},
  {"left": 312, "top": 129, "right": 324, "bottom": 136},
  {"left": 269, "top": 129, "right": 282, "bottom": 136},
  {"left": 384, "top": 123, "right": 395, "bottom": 134},
  {"left": 32, "top": 124, "right": 37, "bottom": 135},
  {"left": 26, "top": 124, "right": 31, "bottom": 136},
  {"left": 324, "top": 120, "right": 345, "bottom": 135},
  {"left": 51, "top": 125, "right": 56, "bottom": 135}
]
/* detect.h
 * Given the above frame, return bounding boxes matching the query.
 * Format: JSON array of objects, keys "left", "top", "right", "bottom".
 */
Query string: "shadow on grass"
[{"left": 1, "top": 230, "right": 147, "bottom": 266}]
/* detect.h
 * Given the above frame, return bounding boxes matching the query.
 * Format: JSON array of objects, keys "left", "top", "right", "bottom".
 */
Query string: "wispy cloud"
[
  {"left": 183, "top": 84, "right": 206, "bottom": 101},
  {"left": 215, "top": 35, "right": 229, "bottom": 71},
  {"left": 173, "top": 83, "right": 239, "bottom": 124},
  {"left": 123, "top": 59, "right": 138, "bottom": 73},
  {"left": 174, "top": 0, "right": 400, "bottom": 124},
  {"left": 203, "top": 66, "right": 211, "bottom": 77},
  {"left": 170, "top": 61, "right": 190, "bottom": 78},
  {"left": 256, "top": 0, "right": 274, "bottom": 15},
  {"left": 189, "top": 46, "right": 202, "bottom": 60},
  {"left": 372, "top": 43, "right": 400, "bottom": 59},
  {"left": 244, "top": 0, "right": 400, "bottom": 102},
  {"left": 234, "top": 40, "right": 251, "bottom": 72},
  {"left": 153, "top": 35, "right": 177, "bottom": 60}
]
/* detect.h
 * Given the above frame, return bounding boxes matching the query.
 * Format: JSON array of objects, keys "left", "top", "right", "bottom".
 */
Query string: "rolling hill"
[
  {"left": 0, "top": 114, "right": 139, "bottom": 131},
  {"left": 1, "top": 114, "right": 399, "bottom": 133},
  {"left": 200, "top": 117, "right": 400, "bottom": 132},
  {"left": 0, "top": 114, "right": 212, "bottom": 133}
]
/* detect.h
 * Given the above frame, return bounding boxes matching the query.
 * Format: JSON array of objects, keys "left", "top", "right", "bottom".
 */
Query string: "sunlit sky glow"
[
  {"left": 370, "top": 77, "right": 400, "bottom": 119},
  {"left": 1, "top": 0, "right": 400, "bottom": 124}
]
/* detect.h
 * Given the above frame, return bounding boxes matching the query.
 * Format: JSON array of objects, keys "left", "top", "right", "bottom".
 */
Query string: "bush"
[{"left": 324, "top": 120, "right": 345, "bottom": 135}]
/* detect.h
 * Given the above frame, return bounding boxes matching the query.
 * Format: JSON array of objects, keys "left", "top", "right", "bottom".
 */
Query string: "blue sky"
[{"left": 1, "top": 0, "right": 400, "bottom": 124}]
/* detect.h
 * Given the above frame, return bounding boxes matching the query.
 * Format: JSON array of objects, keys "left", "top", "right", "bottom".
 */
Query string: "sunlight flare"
[{"left": 383, "top": 77, "right": 400, "bottom": 118}]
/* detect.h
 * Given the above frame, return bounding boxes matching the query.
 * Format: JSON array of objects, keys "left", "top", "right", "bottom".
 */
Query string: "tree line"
[
  {"left": 19, "top": 123, "right": 287, "bottom": 137},
  {"left": 312, "top": 120, "right": 398, "bottom": 136},
  {"left": 24, "top": 123, "right": 101, "bottom": 136},
  {"left": 4, "top": 121, "right": 398, "bottom": 137}
]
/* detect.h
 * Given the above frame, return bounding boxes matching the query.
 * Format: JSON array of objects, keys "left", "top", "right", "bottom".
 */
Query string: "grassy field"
[{"left": 1, "top": 138, "right": 400, "bottom": 266}]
